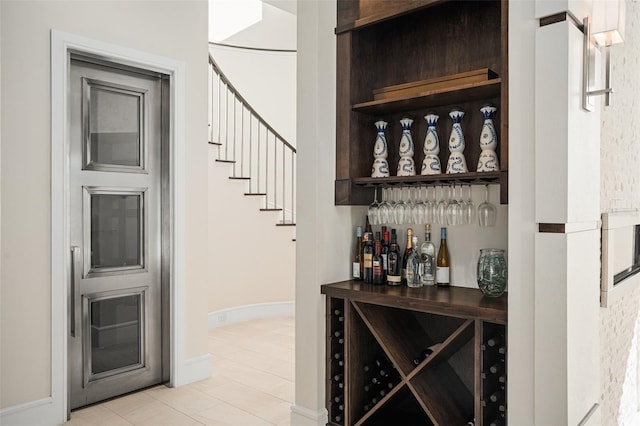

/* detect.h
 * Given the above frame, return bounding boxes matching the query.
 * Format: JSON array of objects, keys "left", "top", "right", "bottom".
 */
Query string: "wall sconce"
[{"left": 583, "top": 0, "right": 626, "bottom": 111}]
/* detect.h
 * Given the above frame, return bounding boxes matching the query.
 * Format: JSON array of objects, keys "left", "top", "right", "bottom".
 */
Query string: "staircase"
[{"left": 208, "top": 54, "right": 296, "bottom": 228}]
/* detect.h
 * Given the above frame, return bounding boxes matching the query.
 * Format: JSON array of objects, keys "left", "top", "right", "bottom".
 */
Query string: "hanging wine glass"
[
  {"left": 394, "top": 186, "right": 407, "bottom": 225},
  {"left": 405, "top": 186, "right": 415, "bottom": 225},
  {"left": 478, "top": 185, "right": 497, "bottom": 227},
  {"left": 465, "top": 185, "right": 476, "bottom": 225},
  {"left": 378, "top": 188, "right": 391, "bottom": 224},
  {"left": 456, "top": 184, "right": 467, "bottom": 225},
  {"left": 446, "top": 185, "right": 460, "bottom": 226},
  {"left": 415, "top": 186, "right": 426, "bottom": 225},
  {"left": 436, "top": 186, "right": 447, "bottom": 225},
  {"left": 368, "top": 187, "right": 380, "bottom": 225}
]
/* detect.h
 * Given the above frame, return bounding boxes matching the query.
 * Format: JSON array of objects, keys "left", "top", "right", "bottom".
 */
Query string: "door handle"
[{"left": 70, "top": 246, "right": 80, "bottom": 338}]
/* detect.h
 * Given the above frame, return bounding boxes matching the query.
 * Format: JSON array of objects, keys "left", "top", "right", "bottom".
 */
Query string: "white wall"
[
  {"left": 207, "top": 147, "right": 295, "bottom": 315},
  {"left": 600, "top": 1, "right": 640, "bottom": 423},
  {"left": 294, "top": 1, "right": 362, "bottom": 423},
  {"left": 0, "top": 0, "right": 209, "bottom": 412},
  {"left": 209, "top": 42, "right": 296, "bottom": 146}
]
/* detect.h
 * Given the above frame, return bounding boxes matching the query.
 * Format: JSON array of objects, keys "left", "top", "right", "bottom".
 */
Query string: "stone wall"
[{"left": 600, "top": 1, "right": 640, "bottom": 423}]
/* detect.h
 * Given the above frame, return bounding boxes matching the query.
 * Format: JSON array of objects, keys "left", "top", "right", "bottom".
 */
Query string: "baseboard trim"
[
  {"left": 0, "top": 397, "right": 59, "bottom": 426},
  {"left": 173, "top": 353, "right": 213, "bottom": 387},
  {"left": 290, "top": 405, "right": 328, "bottom": 426},
  {"left": 208, "top": 301, "right": 295, "bottom": 330}
]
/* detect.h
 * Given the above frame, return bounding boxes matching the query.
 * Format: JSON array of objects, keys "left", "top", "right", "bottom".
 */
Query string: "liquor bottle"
[
  {"left": 406, "top": 236, "right": 422, "bottom": 288},
  {"left": 436, "top": 227, "right": 450, "bottom": 286},
  {"left": 401, "top": 228, "right": 414, "bottom": 285},
  {"left": 373, "top": 241, "right": 385, "bottom": 285},
  {"left": 363, "top": 232, "right": 374, "bottom": 284},
  {"left": 387, "top": 230, "right": 402, "bottom": 286},
  {"left": 381, "top": 230, "right": 390, "bottom": 279},
  {"left": 420, "top": 224, "right": 436, "bottom": 285},
  {"left": 352, "top": 226, "right": 363, "bottom": 280}
]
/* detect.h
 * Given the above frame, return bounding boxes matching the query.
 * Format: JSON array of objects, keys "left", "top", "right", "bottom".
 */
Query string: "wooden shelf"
[
  {"left": 336, "top": 0, "right": 445, "bottom": 34},
  {"left": 322, "top": 281, "right": 507, "bottom": 324},
  {"left": 353, "top": 79, "right": 501, "bottom": 116},
  {"left": 352, "top": 171, "right": 501, "bottom": 187}
]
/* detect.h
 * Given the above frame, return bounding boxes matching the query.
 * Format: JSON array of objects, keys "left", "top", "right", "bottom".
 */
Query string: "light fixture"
[{"left": 583, "top": 0, "right": 626, "bottom": 111}]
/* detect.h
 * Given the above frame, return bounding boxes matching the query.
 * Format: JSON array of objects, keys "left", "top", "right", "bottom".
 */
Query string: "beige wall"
[
  {"left": 0, "top": 0, "right": 209, "bottom": 409},
  {"left": 207, "top": 146, "right": 295, "bottom": 313},
  {"left": 600, "top": 1, "right": 640, "bottom": 423}
]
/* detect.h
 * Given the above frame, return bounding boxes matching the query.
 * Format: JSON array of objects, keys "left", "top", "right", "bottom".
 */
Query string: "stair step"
[
  {"left": 216, "top": 159, "right": 236, "bottom": 164},
  {"left": 260, "top": 208, "right": 283, "bottom": 212},
  {"left": 244, "top": 193, "right": 266, "bottom": 196},
  {"left": 208, "top": 141, "right": 222, "bottom": 146},
  {"left": 229, "top": 177, "right": 250, "bottom": 180},
  {"left": 276, "top": 223, "right": 296, "bottom": 227}
]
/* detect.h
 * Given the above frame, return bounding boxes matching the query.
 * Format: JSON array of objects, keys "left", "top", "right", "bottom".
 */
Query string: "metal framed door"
[{"left": 68, "top": 57, "right": 166, "bottom": 409}]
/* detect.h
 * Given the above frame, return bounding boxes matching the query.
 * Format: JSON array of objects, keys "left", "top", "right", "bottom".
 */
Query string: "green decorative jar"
[{"left": 477, "top": 249, "right": 507, "bottom": 297}]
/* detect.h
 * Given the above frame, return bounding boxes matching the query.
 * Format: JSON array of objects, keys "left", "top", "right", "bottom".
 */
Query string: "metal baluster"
[{"left": 240, "top": 105, "right": 244, "bottom": 178}]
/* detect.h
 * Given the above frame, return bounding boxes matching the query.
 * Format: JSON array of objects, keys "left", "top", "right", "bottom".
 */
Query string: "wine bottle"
[
  {"left": 373, "top": 241, "right": 385, "bottom": 285},
  {"left": 363, "top": 232, "right": 374, "bottom": 284},
  {"left": 436, "top": 227, "right": 450, "bottom": 286},
  {"left": 334, "top": 330, "right": 342, "bottom": 338},
  {"left": 334, "top": 414, "right": 343, "bottom": 423},
  {"left": 334, "top": 373, "right": 344, "bottom": 382},
  {"left": 387, "top": 230, "right": 402, "bottom": 286},
  {"left": 412, "top": 343, "right": 442, "bottom": 365},
  {"left": 406, "top": 236, "right": 421, "bottom": 288},
  {"left": 381, "top": 230, "right": 390, "bottom": 279},
  {"left": 353, "top": 226, "right": 363, "bottom": 280},
  {"left": 486, "top": 334, "right": 504, "bottom": 348},
  {"left": 401, "top": 228, "right": 414, "bottom": 285},
  {"left": 333, "top": 352, "right": 343, "bottom": 360},
  {"left": 333, "top": 394, "right": 344, "bottom": 403},
  {"left": 489, "top": 362, "right": 504, "bottom": 375},
  {"left": 420, "top": 224, "right": 436, "bottom": 285},
  {"left": 488, "top": 416, "right": 504, "bottom": 426},
  {"left": 489, "top": 389, "right": 504, "bottom": 403}
]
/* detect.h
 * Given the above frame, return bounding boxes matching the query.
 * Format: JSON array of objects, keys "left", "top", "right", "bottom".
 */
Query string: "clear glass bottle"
[
  {"left": 420, "top": 224, "right": 436, "bottom": 285},
  {"left": 406, "top": 236, "right": 422, "bottom": 288}
]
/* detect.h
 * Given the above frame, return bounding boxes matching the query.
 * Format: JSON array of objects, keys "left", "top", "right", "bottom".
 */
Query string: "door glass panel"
[
  {"left": 90, "top": 193, "right": 142, "bottom": 270},
  {"left": 88, "top": 83, "right": 142, "bottom": 168},
  {"left": 90, "top": 295, "right": 141, "bottom": 375}
]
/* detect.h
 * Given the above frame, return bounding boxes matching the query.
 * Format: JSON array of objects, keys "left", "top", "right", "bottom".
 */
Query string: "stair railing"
[{"left": 208, "top": 53, "right": 296, "bottom": 225}]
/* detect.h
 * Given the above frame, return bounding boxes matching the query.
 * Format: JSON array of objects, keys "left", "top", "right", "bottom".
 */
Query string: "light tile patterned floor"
[{"left": 64, "top": 316, "right": 295, "bottom": 426}]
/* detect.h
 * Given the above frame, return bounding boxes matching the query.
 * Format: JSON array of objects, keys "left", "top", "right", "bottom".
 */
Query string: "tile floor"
[{"left": 64, "top": 316, "right": 295, "bottom": 426}]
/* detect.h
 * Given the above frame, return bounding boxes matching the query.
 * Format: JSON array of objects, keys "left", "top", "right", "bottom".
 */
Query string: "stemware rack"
[{"left": 322, "top": 281, "right": 508, "bottom": 426}]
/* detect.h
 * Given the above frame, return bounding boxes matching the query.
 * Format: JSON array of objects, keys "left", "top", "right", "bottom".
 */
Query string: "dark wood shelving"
[
  {"left": 352, "top": 171, "right": 501, "bottom": 187},
  {"left": 353, "top": 79, "right": 501, "bottom": 115},
  {"left": 335, "top": 0, "right": 508, "bottom": 206},
  {"left": 323, "top": 281, "right": 507, "bottom": 426},
  {"left": 336, "top": 0, "right": 445, "bottom": 34},
  {"left": 322, "top": 281, "right": 507, "bottom": 324}
]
